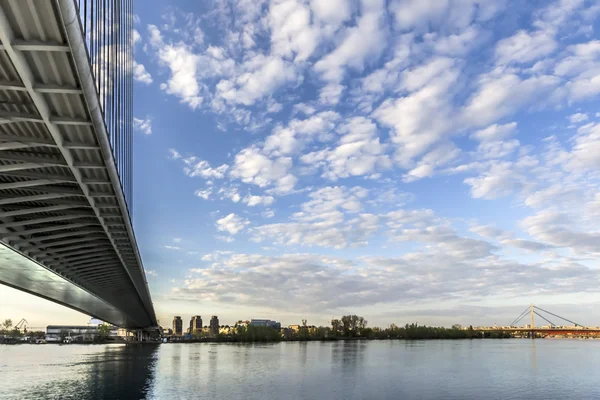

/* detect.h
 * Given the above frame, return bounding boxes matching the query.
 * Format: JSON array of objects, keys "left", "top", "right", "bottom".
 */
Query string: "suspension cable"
[
  {"left": 510, "top": 307, "right": 531, "bottom": 326},
  {"left": 533, "top": 311, "right": 556, "bottom": 327},
  {"left": 534, "top": 306, "right": 583, "bottom": 327}
]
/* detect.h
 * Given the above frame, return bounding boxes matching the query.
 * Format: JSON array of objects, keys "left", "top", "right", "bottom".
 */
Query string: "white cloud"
[
  {"left": 133, "top": 61, "right": 153, "bottom": 84},
  {"left": 218, "top": 186, "right": 241, "bottom": 203},
  {"left": 569, "top": 113, "right": 589, "bottom": 124},
  {"left": 269, "top": 0, "right": 321, "bottom": 62},
  {"left": 495, "top": 30, "right": 557, "bottom": 65},
  {"left": 148, "top": 25, "right": 203, "bottom": 109},
  {"left": 133, "top": 117, "right": 152, "bottom": 135},
  {"left": 373, "top": 57, "right": 460, "bottom": 168},
  {"left": 251, "top": 186, "right": 380, "bottom": 249},
  {"left": 182, "top": 157, "right": 229, "bottom": 179},
  {"left": 230, "top": 146, "right": 298, "bottom": 193},
  {"left": 145, "top": 269, "right": 158, "bottom": 277},
  {"left": 464, "top": 162, "right": 525, "bottom": 199},
  {"left": 471, "top": 122, "right": 518, "bottom": 142},
  {"left": 433, "top": 26, "right": 481, "bottom": 56},
  {"left": 462, "top": 72, "right": 560, "bottom": 128},
  {"left": 311, "top": 0, "right": 353, "bottom": 27},
  {"left": 293, "top": 103, "right": 316, "bottom": 116},
  {"left": 318, "top": 83, "right": 344, "bottom": 106},
  {"left": 195, "top": 188, "right": 213, "bottom": 200},
  {"left": 215, "top": 55, "right": 298, "bottom": 106},
  {"left": 314, "top": 0, "right": 387, "bottom": 82},
  {"left": 216, "top": 235, "right": 235, "bottom": 243},
  {"left": 168, "top": 148, "right": 181, "bottom": 159},
  {"left": 133, "top": 29, "right": 142, "bottom": 45},
  {"left": 243, "top": 194, "right": 275, "bottom": 207},
  {"left": 264, "top": 111, "right": 340, "bottom": 156},
  {"left": 216, "top": 213, "right": 250, "bottom": 235},
  {"left": 301, "top": 117, "right": 391, "bottom": 180},
  {"left": 164, "top": 245, "right": 181, "bottom": 250}
]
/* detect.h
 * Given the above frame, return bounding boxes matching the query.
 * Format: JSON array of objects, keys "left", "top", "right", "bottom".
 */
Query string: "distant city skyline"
[{"left": 3, "top": 0, "right": 600, "bottom": 328}]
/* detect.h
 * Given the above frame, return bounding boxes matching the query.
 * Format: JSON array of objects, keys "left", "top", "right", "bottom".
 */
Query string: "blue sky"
[{"left": 2, "top": 0, "right": 600, "bottom": 328}]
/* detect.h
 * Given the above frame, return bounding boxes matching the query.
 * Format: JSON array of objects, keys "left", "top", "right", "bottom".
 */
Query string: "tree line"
[{"left": 180, "top": 315, "right": 513, "bottom": 343}]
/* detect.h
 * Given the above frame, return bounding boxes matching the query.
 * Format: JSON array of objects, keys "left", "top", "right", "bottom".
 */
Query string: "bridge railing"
[{"left": 72, "top": 0, "right": 134, "bottom": 212}]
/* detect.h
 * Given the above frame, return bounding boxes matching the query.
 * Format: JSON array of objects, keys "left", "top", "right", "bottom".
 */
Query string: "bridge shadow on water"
[{"left": 82, "top": 344, "right": 159, "bottom": 399}]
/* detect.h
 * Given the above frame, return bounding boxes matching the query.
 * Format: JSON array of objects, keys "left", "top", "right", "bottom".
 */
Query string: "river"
[{"left": 1, "top": 339, "right": 599, "bottom": 399}]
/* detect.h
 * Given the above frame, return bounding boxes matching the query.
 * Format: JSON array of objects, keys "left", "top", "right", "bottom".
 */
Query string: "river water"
[{"left": 1, "top": 339, "right": 599, "bottom": 399}]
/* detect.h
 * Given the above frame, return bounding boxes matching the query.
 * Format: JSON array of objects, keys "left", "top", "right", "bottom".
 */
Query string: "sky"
[{"left": 2, "top": 0, "right": 600, "bottom": 329}]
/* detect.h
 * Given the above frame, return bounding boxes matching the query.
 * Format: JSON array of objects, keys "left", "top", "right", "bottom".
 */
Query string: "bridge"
[
  {"left": 479, "top": 305, "right": 600, "bottom": 338},
  {"left": 0, "top": 0, "right": 157, "bottom": 331}
]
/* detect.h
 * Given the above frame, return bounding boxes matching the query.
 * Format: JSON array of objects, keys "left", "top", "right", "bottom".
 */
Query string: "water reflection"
[
  {"left": 85, "top": 344, "right": 159, "bottom": 399},
  {"left": 0, "top": 344, "right": 159, "bottom": 400},
  {"left": 3, "top": 340, "right": 600, "bottom": 400},
  {"left": 331, "top": 341, "right": 366, "bottom": 398}
]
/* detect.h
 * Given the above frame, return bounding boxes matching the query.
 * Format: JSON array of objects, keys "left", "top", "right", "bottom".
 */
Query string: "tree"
[
  {"left": 341, "top": 315, "right": 351, "bottom": 336},
  {"left": 358, "top": 317, "right": 367, "bottom": 336},
  {"left": 98, "top": 324, "right": 111, "bottom": 339},
  {"left": 2, "top": 319, "right": 12, "bottom": 331},
  {"left": 331, "top": 319, "right": 341, "bottom": 337}
]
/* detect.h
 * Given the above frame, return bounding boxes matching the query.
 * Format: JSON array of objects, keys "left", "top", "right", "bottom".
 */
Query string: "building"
[
  {"left": 190, "top": 316, "right": 202, "bottom": 334},
  {"left": 250, "top": 319, "right": 281, "bottom": 330},
  {"left": 210, "top": 316, "right": 219, "bottom": 335},
  {"left": 219, "top": 326, "right": 233, "bottom": 335},
  {"left": 288, "top": 325, "right": 301, "bottom": 332},
  {"left": 45, "top": 325, "right": 119, "bottom": 342},
  {"left": 173, "top": 316, "right": 183, "bottom": 336}
]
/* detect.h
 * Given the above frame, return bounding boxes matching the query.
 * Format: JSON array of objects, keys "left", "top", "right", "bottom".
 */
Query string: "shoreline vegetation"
[
  {"left": 4, "top": 314, "right": 593, "bottom": 345},
  {"left": 173, "top": 323, "right": 513, "bottom": 343}
]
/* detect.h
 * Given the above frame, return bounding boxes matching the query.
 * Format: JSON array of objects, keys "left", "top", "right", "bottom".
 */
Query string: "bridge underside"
[
  {"left": 0, "top": 0, "right": 155, "bottom": 328},
  {"left": 0, "top": 243, "right": 134, "bottom": 326}
]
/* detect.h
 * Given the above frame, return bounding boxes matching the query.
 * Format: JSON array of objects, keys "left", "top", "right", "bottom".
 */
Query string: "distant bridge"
[
  {"left": 479, "top": 305, "right": 600, "bottom": 337},
  {"left": 0, "top": 0, "right": 156, "bottom": 330}
]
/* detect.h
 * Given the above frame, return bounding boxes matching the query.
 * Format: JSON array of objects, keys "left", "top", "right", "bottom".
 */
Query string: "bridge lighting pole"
[{"left": 530, "top": 304, "right": 535, "bottom": 339}]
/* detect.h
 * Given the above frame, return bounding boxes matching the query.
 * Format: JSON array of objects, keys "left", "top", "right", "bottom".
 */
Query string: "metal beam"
[
  {"left": 79, "top": 276, "right": 123, "bottom": 285},
  {"left": 0, "top": 81, "right": 82, "bottom": 94},
  {"left": 18, "top": 236, "right": 108, "bottom": 250},
  {"left": 0, "top": 152, "right": 67, "bottom": 165},
  {"left": 0, "top": 214, "right": 94, "bottom": 228},
  {"left": 0, "top": 134, "right": 55, "bottom": 147},
  {"left": 50, "top": 116, "right": 92, "bottom": 126},
  {"left": 61, "top": 253, "right": 117, "bottom": 265},
  {"left": 0, "top": 142, "right": 37, "bottom": 151},
  {"left": 9, "top": 228, "right": 105, "bottom": 245},
  {"left": 72, "top": 161, "right": 105, "bottom": 168},
  {"left": 80, "top": 273, "right": 124, "bottom": 282},
  {"left": 0, "top": 162, "right": 65, "bottom": 172},
  {"left": 74, "top": 264, "right": 122, "bottom": 274},
  {"left": 34, "top": 83, "right": 83, "bottom": 94},
  {"left": 64, "top": 257, "right": 120, "bottom": 269},
  {"left": 43, "top": 251, "right": 116, "bottom": 265},
  {"left": 0, "top": 111, "right": 90, "bottom": 125},
  {"left": 0, "top": 170, "right": 77, "bottom": 182},
  {"left": 63, "top": 141, "right": 99, "bottom": 150},
  {"left": 0, "top": 193, "right": 75, "bottom": 206},
  {"left": 7, "top": 185, "right": 84, "bottom": 196},
  {"left": 32, "top": 240, "right": 110, "bottom": 254},
  {"left": 0, "top": 204, "right": 83, "bottom": 218},
  {"left": 41, "top": 244, "right": 113, "bottom": 258},
  {"left": 0, "top": 80, "right": 26, "bottom": 91},
  {"left": 0, "top": 39, "right": 70, "bottom": 52},
  {"left": 0, "top": 180, "right": 73, "bottom": 191},
  {"left": 0, "top": 110, "right": 42, "bottom": 123},
  {"left": 2, "top": 222, "right": 101, "bottom": 239}
]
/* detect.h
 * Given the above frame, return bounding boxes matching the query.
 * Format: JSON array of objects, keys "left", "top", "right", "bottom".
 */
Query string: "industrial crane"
[{"left": 14, "top": 319, "right": 28, "bottom": 333}]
